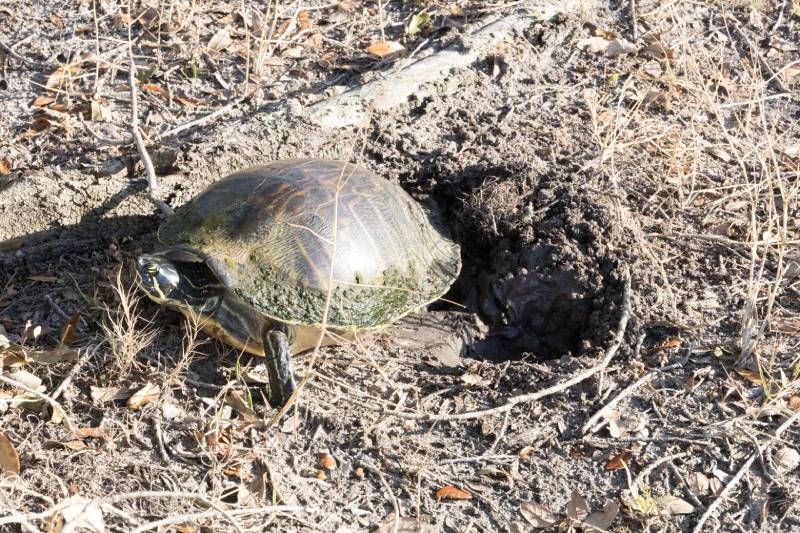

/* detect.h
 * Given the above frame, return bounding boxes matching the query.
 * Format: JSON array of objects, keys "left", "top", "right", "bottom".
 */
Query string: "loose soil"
[{"left": 1, "top": 1, "right": 799, "bottom": 532}]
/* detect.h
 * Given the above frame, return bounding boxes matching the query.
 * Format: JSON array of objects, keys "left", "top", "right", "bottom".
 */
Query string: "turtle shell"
[{"left": 157, "top": 159, "right": 461, "bottom": 329}]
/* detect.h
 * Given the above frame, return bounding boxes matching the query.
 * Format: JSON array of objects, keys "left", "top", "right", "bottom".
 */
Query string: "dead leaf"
[
  {"left": 319, "top": 453, "right": 337, "bottom": 469},
  {"left": 44, "top": 439, "right": 88, "bottom": 451},
  {"left": 772, "top": 317, "right": 800, "bottom": 334},
  {"left": 208, "top": 27, "right": 233, "bottom": 53},
  {"left": 89, "top": 386, "right": 123, "bottom": 404},
  {"left": 126, "top": 382, "right": 160, "bottom": 409},
  {"left": 735, "top": 368, "right": 763, "bottom": 384},
  {"left": 779, "top": 144, "right": 800, "bottom": 159},
  {"left": 174, "top": 96, "right": 207, "bottom": 107},
  {"left": 135, "top": 7, "right": 161, "bottom": 30},
  {"left": 140, "top": 83, "right": 164, "bottom": 93},
  {"left": 773, "top": 447, "right": 800, "bottom": 474},
  {"left": 642, "top": 90, "right": 668, "bottom": 108},
  {"left": 640, "top": 34, "right": 674, "bottom": 60},
  {"left": 0, "top": 432, "right": 21, "bottom": 475},
  {"left": 58, "top": 313, "right": 81, "bottom": 348},
  {"left": 789, "top": 395, "right": 800, "bottom": 411},
  {"left": 566, "top": 491, "right": 590, "bottom": 522},
  {"left": 336, "top": 0, "right": 354, "bottom": 11},
  {"left": 584, "top": 500, "right": 620, "bottom": 531},
  {"left": 9, "top": 369, "right": 45, "bottom": 392},
  {"left": 448, "top": 4, "right": 464, "bottom": 16},
  {"left": 606, "top": 39, "right": 636, "bottom": 58},
  {"left": 224, "top": 390, "right": 256, "bottom": 422},
  {"left": 642, "top": 60, "right": 662, "bottom": 77},
  {"left": 656, "top": 495, "right": 695, "bottom": 515},
  {"left": 0, "top": 159, "right": 9, "bottom": 176},
  {"left": 659, "top": 337, "right": 682, "bottom": 349},
  {"left": 32, "top": 96, "right": 55, "bottom": 107},
  {"left": 73, "top": 427, "right": 116, "bottom": 439},
  {"left": 435, "top": 485, "right": 472, "bottom": 500},
  {"left": 687, "top": 472, "right": 710, "bottom": 495},
  {"left": 297, "top": 11, "right": 311, "bottom": 31},
  {"left": 113, "top": 12, "right": 132, "bottom": 27},
  {"left": 367, "top": 40, "right": 405, "bottom": 58},
  {"left": 315, "top": 469, "right": 327, "bottom": 481},
  {"left": 49, "top": 14, "right": 65, "bottom": 28},
  {"left": 782, "top": 65, "right": 800, "bottom": 83},
  {"left": 46, "top": 64, "right": 80, "bottom": 89},
  {"left": 60, "top": 498, "right": 105, "bottom": 532},
  {"left": 375, "top": 513, "right": 429, "bottom": 533},
  {"left": 28, "top": 275, "right": 58, "bottom": 283},
  {"left": 519, "top": 445, "right": 534, "bottom": 460},
  {"left": 577, "top": 36, "right": 610, "bottom": 54},
  {"left": 520, "top": 501, "right": 559, "bottom": 528},
  {"left": 605, "top": 450, "right": 633, "bottom": 471}
]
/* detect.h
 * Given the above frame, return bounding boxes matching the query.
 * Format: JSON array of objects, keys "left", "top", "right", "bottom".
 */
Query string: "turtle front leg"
[{"left": 263, "top": 328, "right": 297, "bottom": 408}]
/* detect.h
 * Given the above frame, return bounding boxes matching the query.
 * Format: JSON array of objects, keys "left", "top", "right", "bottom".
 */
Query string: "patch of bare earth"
[{"left": 1, "top": 0, "right": 799, "bottom": 532}]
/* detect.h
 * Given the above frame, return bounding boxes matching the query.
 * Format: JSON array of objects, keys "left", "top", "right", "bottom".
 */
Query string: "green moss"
[{"left": 235, "top": 262, "right": 450, "bottom": 328}]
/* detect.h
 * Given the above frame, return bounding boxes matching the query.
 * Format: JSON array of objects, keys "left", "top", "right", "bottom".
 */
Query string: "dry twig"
[
  {"left": 691, "top": 410, "right": 800, "bottom": 533},
  {"left": 582, "top": 361, "right": 684, "bottom": 434}
]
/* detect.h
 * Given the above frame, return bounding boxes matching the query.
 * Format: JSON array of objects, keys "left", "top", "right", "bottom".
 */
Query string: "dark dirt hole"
[{"left": 422, "top": 164, "right": 627, "bottom": 362}]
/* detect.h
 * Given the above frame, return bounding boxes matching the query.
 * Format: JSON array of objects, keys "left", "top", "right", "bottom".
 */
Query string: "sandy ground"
[{"left": 1, "top": 0, "right": 799, "bottom": 532}]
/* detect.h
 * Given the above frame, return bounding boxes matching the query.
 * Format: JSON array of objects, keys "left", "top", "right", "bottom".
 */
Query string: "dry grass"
[{"left": 99, "top": 268, "right": 158, "bottom": 377}]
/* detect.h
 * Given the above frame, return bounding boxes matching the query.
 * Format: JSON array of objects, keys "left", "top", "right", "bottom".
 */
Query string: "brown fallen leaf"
[
  {"left": 113, "top": 12, "right": 132, "bottom": 27},
  {"left": 46, "top": 64, "right": 80, "bottom": 89},
  {"left": 44, "top": 439, "right": 88, "bottom": 451},
  {"left": 520, "top": 501, "right": 559, "bottom": 528},
  {"left": 315, "top": 470, "right": 327, "bottom": 481},
  {"left": 319, "top": 453, "right": 337, "bottom": 469},
  {"left": 0, "top": 432, "right": 20, "bottom": 475},
  {"left": 32, "top": 96, "right": 55, "bottom": 107},
  {"left": 659, "top": 337, "right": 682, "bottom": 349},
  {"left": 367, "top": 40, "right": 405, "bottom": 58},
  {"left": 127, "top": 382, "right": 160, "bottom": 409},
  {"left": 584, "top": 500, "right": 621, "bottom": 531},
  {"left": 73, "top": 427, "right": 116, "bottom": 439},
  {"left": 49, "top": 14, "right": 65, "bottom": 28},
  {"left": 687, "top": 471, "right": 710, "bottom": 495},
  {"left": 141, "top": 83, "right": 164, "bottom": 93},
  {"left": 0, "top": 158, "right": 9, "bottom": 176},
  {"left": 297, "top": 11, "right": 311, "bottom": 31},
  {"left": 605, "top": 450, "right": 633, "bottom": 471},
  {"left": 789, "top": 395, "right": 800, "bottom": 411},
  {"left": 435, "top": 485, "right": 472, "bottom": 500},
  {"left": 735, "top": 368, "right": 763, "bottom": 384},
  {"left": 59, "top": 312, "right": 81, "bottom": 347}
]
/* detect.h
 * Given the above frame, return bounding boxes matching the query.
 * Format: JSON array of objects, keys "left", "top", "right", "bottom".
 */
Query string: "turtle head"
[
  {"left": 135, "top": 253, "right": 182, "bottom": 304},
  {"left": 135, "top": 248, "right": 224, "bottom": 312}
]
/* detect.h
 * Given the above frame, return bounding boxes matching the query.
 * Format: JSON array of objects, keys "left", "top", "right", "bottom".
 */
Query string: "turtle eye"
[{"left": 144, "top": 262, "right": 159, "bottom": 275}]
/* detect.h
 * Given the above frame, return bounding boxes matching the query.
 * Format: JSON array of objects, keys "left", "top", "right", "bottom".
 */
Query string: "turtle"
[{"left": 135, "top": 159, "right": 461, "bottom": 408}]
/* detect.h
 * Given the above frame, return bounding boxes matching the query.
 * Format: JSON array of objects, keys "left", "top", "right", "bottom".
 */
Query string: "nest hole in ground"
[{"left": 420, "top": 163, "right": 629, "bottom": 363}]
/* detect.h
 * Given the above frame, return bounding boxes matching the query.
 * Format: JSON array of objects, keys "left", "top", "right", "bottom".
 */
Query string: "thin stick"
[
  {"left": 154, "top": 93, "right": 252, "bottom": 141},
  {"left": 691, "top": 410, "right": 800, "bottom": 533},
  {"left": 582, "top": 362, "right": 683, "bottom": 434},
  {"left": 366, "top": 463, "right": 401, "bottom": 533},
  {"left": 126, "top": 2, "right": 173, "bottom": 217},
  {"left": 0, "top": 373, "right": 75, "bottom": 432},
  {"left": 629, "top": 0, "right": 638, "bottom": 40},
  {"left": 630, "top": 452, "right": 691, "bottom": 498},
  {"left": 51, "top": 349, "right": 93, "bottom": 401},
  {"left": 384, "top": 269, "right": 631, "bottom": 422}
]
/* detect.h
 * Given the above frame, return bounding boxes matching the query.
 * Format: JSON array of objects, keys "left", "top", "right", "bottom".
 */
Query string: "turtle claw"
[{"left": 264, "top": 329, "right": 297, "bottom": 409}]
